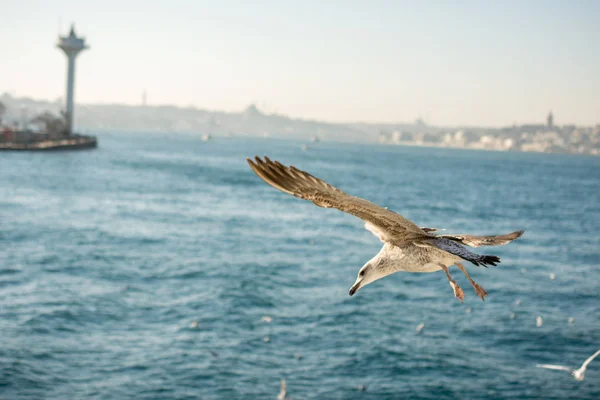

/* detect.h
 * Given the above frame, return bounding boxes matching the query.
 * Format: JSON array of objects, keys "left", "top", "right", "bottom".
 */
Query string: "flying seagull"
[
  {"left": 537, "top": 349, "right": 600, "bottom": 381},
  {"left": 247, "top": 156, "right": 523, "bottom": 301}
]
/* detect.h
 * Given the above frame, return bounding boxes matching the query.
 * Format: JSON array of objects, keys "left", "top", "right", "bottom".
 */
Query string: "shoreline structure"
[{"left": 0, "top": 24, "right": 97, "bottom": 152}]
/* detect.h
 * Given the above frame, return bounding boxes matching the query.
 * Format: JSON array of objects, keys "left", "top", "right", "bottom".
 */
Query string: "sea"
[{"left": 1, "top": 131, "right": 599, "bottom": 400}]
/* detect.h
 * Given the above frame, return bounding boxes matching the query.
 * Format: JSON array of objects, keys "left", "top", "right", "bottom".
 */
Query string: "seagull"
[
  {"left": 277, "top": 379, "right": 289, "bottom": 400},
  {"left": 416, "top": 323, "right": 425, "bottom": 334},
  {"left": 537, "top": 349, "right": 600, "bottom": 381},
  {"left": 247, "top": 156, "right": 524, "bottom": 301}
]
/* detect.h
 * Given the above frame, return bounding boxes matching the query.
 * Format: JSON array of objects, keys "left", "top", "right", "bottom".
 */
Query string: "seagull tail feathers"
[{"left": 471, "top": 254, "right": 501, "bottom": 268}]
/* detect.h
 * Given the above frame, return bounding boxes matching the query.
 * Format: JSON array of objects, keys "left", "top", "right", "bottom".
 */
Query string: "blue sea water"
[{"left": 1, "top": 132, "right": 599, "bottom": 400}]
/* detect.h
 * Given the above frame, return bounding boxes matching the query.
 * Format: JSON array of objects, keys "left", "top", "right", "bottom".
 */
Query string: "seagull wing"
[
  {"left": 433, "top": 230, "right": 524, "bottom": 247},
  {"left": 277, "top": 379, "right": 287, "bottom": 400},
  {"left": 247, "top": 156, "right": 432, "bottom": 245},
  {"left": 536, "top": 364, "right": 573, "bottom": 372},
  {"left": 580, "top": 349, "right": 600, "bottom": 370}
]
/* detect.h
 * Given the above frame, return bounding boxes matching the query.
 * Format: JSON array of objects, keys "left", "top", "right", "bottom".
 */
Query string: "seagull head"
[{"left": 348, "top": 260, "right": 389, "bottom": 296}]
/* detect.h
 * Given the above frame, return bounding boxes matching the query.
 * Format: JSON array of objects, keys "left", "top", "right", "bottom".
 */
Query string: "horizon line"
[{"left": 2, "top": 92, "right": 596, "bottom": 130}]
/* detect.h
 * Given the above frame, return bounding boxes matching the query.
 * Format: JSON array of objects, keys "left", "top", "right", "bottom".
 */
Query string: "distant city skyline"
[{"left": 1, "top": 0, "right": 599, "bottom": 127}]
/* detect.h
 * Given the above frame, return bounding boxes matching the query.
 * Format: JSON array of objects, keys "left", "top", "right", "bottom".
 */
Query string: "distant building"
[{"left": 547, "top": 111, "right": 554, "bottom": 130}]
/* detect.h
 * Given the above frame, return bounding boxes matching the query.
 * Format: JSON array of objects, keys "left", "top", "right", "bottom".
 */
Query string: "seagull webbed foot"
[
  {"left": 471, "top": 281, "right": 488, "bottom": 301},
  {"left": 456, "top": 262, "right": 488, "bottom": 302},
  {"left": 440, "top": 264, "right": 465, "bottom": 302},
  {"left": 449, "top": 281, "right": 465, "bottom": 302}
]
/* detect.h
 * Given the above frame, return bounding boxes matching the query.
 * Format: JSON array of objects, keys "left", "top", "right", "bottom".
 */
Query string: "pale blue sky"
[{"left": 1, "top": 0, "right": 599, "bottom": 126}]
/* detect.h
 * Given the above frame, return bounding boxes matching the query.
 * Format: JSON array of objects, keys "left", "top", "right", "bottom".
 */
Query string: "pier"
[{"left": 0, "top": 133, "right": 96, "bottom": 151}]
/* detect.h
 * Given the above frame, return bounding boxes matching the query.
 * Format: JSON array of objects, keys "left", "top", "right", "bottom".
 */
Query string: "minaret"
[{"left": 57, "top": 24, "right": 88, "bottom": 135}]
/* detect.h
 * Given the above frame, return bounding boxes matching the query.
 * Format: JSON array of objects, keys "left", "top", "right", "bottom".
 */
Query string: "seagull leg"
[
  {"left": 439, "top": 264, "right": 464, "bottom": 302},
  {"left": 456, "top": 263, "right": 488, "bottom": 301}
]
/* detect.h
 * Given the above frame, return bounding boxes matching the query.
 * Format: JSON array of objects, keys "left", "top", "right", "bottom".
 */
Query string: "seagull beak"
[{"left": 349, "top": 280, "right": 362, "bottom": 296}]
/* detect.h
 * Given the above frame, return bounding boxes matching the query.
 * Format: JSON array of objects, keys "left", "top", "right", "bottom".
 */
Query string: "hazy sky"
[{"left": 1, "top": 0, "right": 599, "bottom": 126}]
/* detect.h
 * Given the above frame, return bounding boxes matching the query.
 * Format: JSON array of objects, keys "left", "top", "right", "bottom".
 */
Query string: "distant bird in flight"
[
  {"left": 247, "top": 156, "right": 523, "bottom": 301},
  {"left": 537, "top": 349, "right": 600, "bottom": 381}
]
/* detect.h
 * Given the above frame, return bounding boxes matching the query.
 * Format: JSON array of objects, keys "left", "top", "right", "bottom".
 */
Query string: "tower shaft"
[{"left": 65, "top": 54, "right": 77, "bottom": 135}]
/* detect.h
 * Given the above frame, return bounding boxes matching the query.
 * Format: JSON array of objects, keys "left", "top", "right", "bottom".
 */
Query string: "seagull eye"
[{"left": 359, "top": 270, "right": 365, "bottom": 277}]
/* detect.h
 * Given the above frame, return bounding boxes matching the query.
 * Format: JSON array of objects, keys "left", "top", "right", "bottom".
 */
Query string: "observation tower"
[{"left": 57, "top": 24, "right": 89, "bottom": 135}]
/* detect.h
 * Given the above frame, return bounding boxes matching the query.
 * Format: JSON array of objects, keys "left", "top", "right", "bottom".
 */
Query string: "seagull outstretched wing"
[
  {"left": 434, "top": 230, "right": 524, "bottom": 247},
  {"left": 536, "top": 364, "right": 573, "bottom": 372},
  {"left": 247, "top": 156, "right": 432, "bottom": 245},
  {"left": 580, "top": 349, "right": 600, "bottom": 370},
  {"left": 277, "top": 379, "right": 287, "bottom": 400}
]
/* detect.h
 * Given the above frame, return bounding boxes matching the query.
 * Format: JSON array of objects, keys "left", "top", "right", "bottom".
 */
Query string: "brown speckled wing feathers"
[{"left": 247, "top": 156, "right": 432, "bottom": 244}]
